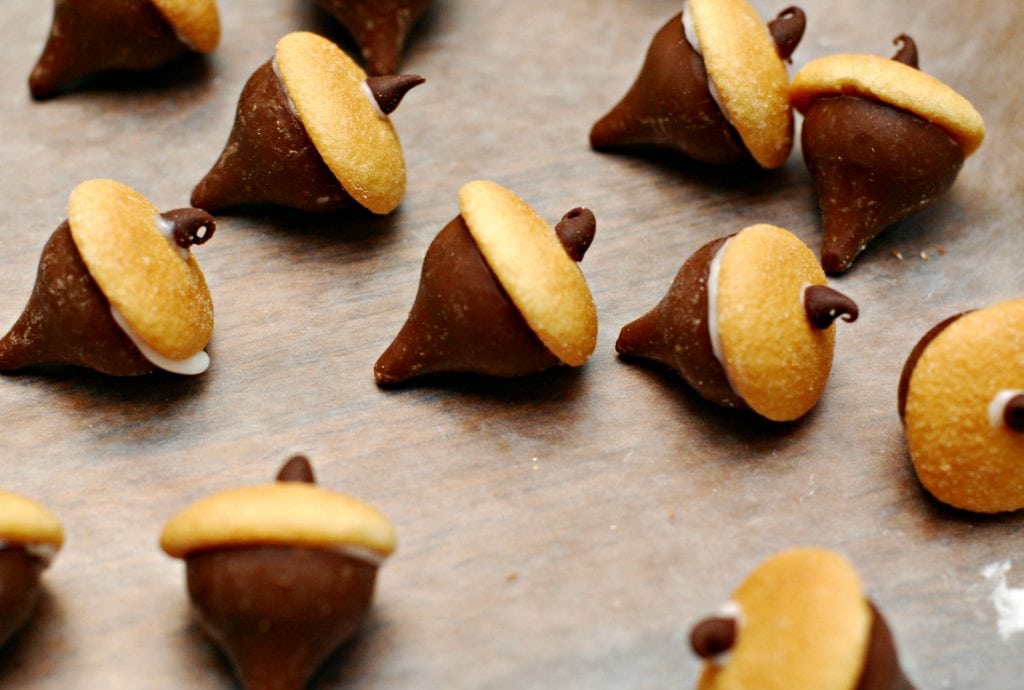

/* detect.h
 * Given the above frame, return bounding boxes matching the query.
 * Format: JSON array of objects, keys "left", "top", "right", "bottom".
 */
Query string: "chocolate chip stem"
[
  {"left": 160, "top": 209, "right": 216, "bottom": 249},
  {"left": 554, "top": 208, "right": 596, "bottom": 262},
  {"left": 804, "top": 285, "right": 859, "bottom": 329},
  {"left": 1005, "top": 394, "right": 1024, "bottom": 431},
  {"left": 690, "top": 616, "right": 737, "bottom": 660},
  {"left": 277, "top": 455, "right": 316, "bottom": 483},
  {"left": 365, "top": 75, "right": 426, "bottom": 115},
  {"left": 768, "top": 6, "right": 806, "bottom": 61},
  {"left": 892, "top": 34, "right": 919, "bottom": 69}
]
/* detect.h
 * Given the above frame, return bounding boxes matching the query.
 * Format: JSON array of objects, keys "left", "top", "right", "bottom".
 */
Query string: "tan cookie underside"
[
  {"left": 68, "top": 179, "right": 214, "bottom": 360},
  {"left": 698, "top": 548, "right": 870, "bottom": 690},
  {"left": 458, "top": 180, "right": 598, "bottom": 367},
  {"left": 0, "top": 489, "right": 64, "bottom": 549},
  {"left": 275, "top": 32, "right": 406, "bottom": 215},
  {"left": 690, "top": 0, "right": 793, "bottom": 169},
  {"left": 905, "top": 299, "right": 1024, "bottom": 513},
  {"left": 717, "top": 225, "right": 834, "bottom": 422},
  {"left": 160, "top": 483, "right": 397, "bottom": 558},
  {"left": 790, "top": 54, "right": 985, "bottom": 156},
  {"left": 151, "top": 0, "right": 221, "bottom": 53}
]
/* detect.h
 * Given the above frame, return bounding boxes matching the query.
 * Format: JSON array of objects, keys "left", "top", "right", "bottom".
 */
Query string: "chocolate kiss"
[
  {"left": 29, "top": 0, "right": 192, "bottom": 100},
  {"left": 374, "top": 209, "right": 594, "bottom": 385},
  {"left": 616, "top": 236, "right": 746, "bottom": 409},
  {"left": 316, "top": 0, "right": 432, "bottom": 76},
  {"left": 0, "top": 547, "right": 46, "bottom": 649},
  {"left": 803, "top": 35, "right": 964, "bottom": 276},
  {"left": 0, "top": 222, "right": 154, "bottom": 375},
  {"left": 589, "top": 14, "right": 751, "bottom": 165}
]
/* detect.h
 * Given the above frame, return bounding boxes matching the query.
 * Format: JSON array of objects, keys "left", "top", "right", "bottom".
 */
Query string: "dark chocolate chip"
[
  {"left": 768, "top": 6, "right": 807, "bottom": 62},
  {"left": 891, "top": 34, "right": 919, "bottom": 69},
  {"left": 160, "top": 209, "right": 216, "bottom": 249},
  {"left": 554, "top": 208, "right": 596, "bottom": 262},
  {"left": 277, "top": 456, "right": 316, "bottom": 483},
  {"left": 1004, "top": 394, "right": 1024, "bottom": 432},
  {"left": 690, "top": 616, "right": 737, "bottom": 660},
  {"left": 804, "top": 285, "right": 859, "bottom": 329},
  {"left": 365, "top": 75, "right": 425, "bottom": 115}
]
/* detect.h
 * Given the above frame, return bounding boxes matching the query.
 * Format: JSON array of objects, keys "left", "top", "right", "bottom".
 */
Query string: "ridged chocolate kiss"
[
  {"left": 316, "top": 0, "right": 432, "bottom": 75},
  {"left": 374, "top": 209, "right": 596, "bottom": 384},
  {"left": 29, "top": 0, "right": 193, "bottom": 99}
]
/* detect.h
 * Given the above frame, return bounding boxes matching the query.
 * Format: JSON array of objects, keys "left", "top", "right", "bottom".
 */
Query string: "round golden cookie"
[
  {"left": 0, "top": 489, "right": 63, "bottom": 550},
  {"left": 458, "top": 180, "right": 598, "bottom": 367},
  {"left": 151, "top": 0, "right": 221, "bottom": 53},
  {"left": 716, "top": 225, "right": 832, "bottom": 421},
  {"left": 160, "top": 482, "right": 397, "bottom": 559},
  {"left": 904, "top": 299, "right": 1024, "bottom": 513},
  {"left": 67, "top": 179, "right": 214, "bottom": 361},
  {"left": 275, "top": 32, "right": 406, "bottom": 215},
  {"left": 689, "top": 0, "right": 793, "bottom": 169},
  {"left": 790, "top": 54, "right": 985, "bottom": 156},
  {"left": 697, "top": 548, "right": 870, "bottom": 690}
]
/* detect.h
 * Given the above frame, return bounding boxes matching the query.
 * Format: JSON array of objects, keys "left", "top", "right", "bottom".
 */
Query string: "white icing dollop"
[
  {"left": 989, "top": 389, "right": 1024, "bottom": 429},
  {"left": 110, "top": 307, "right": 210, "bottom": 376},
  {"left": 271, "top": 57, "right": 303, "bottom": 121},
  {"left": 706, "top": 237, "right": 731, "bottom": 367},
  {"left": 330, "top": 543, "right": 388, "bottom": 567},
  {"left": 156, "top": 214, "right": 198, "bottom": 261}
]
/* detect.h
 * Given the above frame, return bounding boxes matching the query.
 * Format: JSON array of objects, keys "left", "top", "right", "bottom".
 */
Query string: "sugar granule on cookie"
[
  {"left": 161, "top": 455, "right": 396, "bottom": 690},
  {"left": 374, "top": 180, "right": 598, "bottom": 385}
]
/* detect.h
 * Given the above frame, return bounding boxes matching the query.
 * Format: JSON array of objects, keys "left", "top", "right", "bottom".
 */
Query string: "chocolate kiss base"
[
  {"left": 0, "top": 547, "right": 45, "bottom": 649},
  {"left": 856, "top": 602, "right": 917, "bottom": 690},
  {"left": 187, "top": 546, "right": 378, "bottom": 690},
  {"left": 897, "top": 312, "right": 966, "bottom": 423},
  {"left": 29, "top": 0, "right": 191, "bottom": 100},
  {"left": 374, "top": 215, "right": 558, "bottom": 385},
  {"left": 316, "top": 0, "right": 431, "bottom": 76},
  {"left": 616, "top": 235, "right": 746, "bottom": 409},
  {"left": 191, "top": 61, "right": 354, "bottom": 214},
  {"left": 589, "top": 14, "right": 751, "bottom": 166},
  {"left": 802, "top": 95, "right": 964, "bottom": 275},
  {"left": 0, "top": 223, "right": 153, "bottom": 376}
]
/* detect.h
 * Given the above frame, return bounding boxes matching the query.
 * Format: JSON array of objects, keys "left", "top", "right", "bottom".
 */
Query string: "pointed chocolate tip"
[
  {"left": 892, "top": 34, "right": 919, "bottom": 69},
  {"left": 804, "top": 285, "right": 859, "bottom": 329},
  {"left": 768, "top": 6, "right": 807, "bottom": 61},
  {"left": 365, "top": 75, "right": 425, "bottom": 115},
  {"left": 160, "top": 209, "right": 216, "bottom": 249},
  {"left": 1004, "top": 394, "right": 1024, "bottom": 431},
  {"left": 555, "top": 208, "right": 596, "bottom": 262},
  {"left": 690, "top": 616, "right": 737, "bottom": 660},
  {"left": 277, "top": 455, "right": 316, "bottom": 483}
]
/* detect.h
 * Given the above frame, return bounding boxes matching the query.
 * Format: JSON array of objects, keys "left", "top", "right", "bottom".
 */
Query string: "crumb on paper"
[
  {"left": 982, "top": 560, "right": 1024, "bottom": 640},
  {"left": 937, "top": 246, "right": 946, "bottom": 255},
  {"left": 891, "top": 250, "right": 904, "bottom": 261},
  {"left": 920, "top": 251, "right": 929, "bottom": 261},
  {"left": 506, "top": 573, "right": 519, "bottom": 583}
]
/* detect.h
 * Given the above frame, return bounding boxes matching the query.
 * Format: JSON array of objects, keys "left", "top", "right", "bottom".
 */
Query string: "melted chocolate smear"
[
  {"left": 160, "top": 209, "right": 216, "bottom": 249},
  {"left": 277, "top": 455, "right": 316, "bottom": 483},
  {"left": 690, "top": 616, "right": 737, "bottom": 660},
  {"left": 768, "top": 7, "right": 807, "bottom": 62},
  {"left": 365, "top": 75, "right": 425, "bottom": 115},
  {"left": 804, "top": 285, "right": 859, "bottom": 329},
  {"left": 554, "top": 208, "right": 596, "bottom": 262},
  {"left": 892, "top": 35, "right": 919, "bottom": 69},
  {"left": 1004, "top": 394, "right": 1024, "bottom": 432}
]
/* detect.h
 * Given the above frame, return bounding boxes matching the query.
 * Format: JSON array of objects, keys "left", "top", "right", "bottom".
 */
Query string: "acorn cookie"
[
  {"left": 374, "top": 180, "right": 598, "bottom": 385},
  {"left": 690, "top": 548, "right": 915, "bottom": 690},
  {"left": 590, "top": 0, "right": 805, "bottom": 168},
  {"left": 0, "top": 179, "right": 216, "bottom": 376},
  {"left": 790, "top": 35, "right": 985, "bottom": 274},
  {"left": 315, "top": 0, "right": 432, "bottom": 76},
  {"left": 191, "top": 31, "right": 423, "bottom": 214},
  {"left": 899, "top": 299, "right": 1024, "bottom": 513},
  {"left": 161, "top": 455, "right": 397, "bottom": 690},
  {"left": 616, "top": 224, "right": 858, "bottom": 422},
  {"left": 29, "top": 0, "right": 220, "bottom": 100},
  {"left": 0, "top": 490, "right": 63, "bottom": 649}
]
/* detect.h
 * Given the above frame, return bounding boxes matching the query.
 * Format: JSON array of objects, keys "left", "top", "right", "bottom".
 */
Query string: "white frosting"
[
  {"left": 270, "top": 57, "right": 303, "bottom": 120},
  {"left": 329, "top": 543, "right": 388, "bottom": 567},
  {"left": 982, "top": 560, "right": 1024, "bottom": 640},
  {"left": 706, "top": 600, "right": 744, "bottom": 666},
  {"left": 110, "top": 307, "right": 210, "bottom": 376},
  {"left": 0, "top": 539, "right": 58, "bottom": 567},
  {"left": 989, "top": 390, "right": 1024, "bottom": 429},
  {"left": 360, "top": 81, "right": 388, "bottom": 119},
  {"left": 681, "top": 4, "right": 726, "bottom": 117},
  {"left": 706, "top": 237, "right": 731, "bottom": 367}
]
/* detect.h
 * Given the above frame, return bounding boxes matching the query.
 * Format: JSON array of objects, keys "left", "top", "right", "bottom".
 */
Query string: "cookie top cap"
[
  {"left": 0, "top": 489, "right": 64, "bottom": 550},
  {"left": 698, "top": 548, "right": 870, "bottom": 690},
  {"left": 68, "top": 179, "right": 214, "bottom": 361},
  {"left": 690, "top": 0, "right": 794, "bottom": 169},
  {"left": 458, "top": 180, "right": 598, "bottom": 367},
  {"left": 790, "top": 54, "right": 985, "bottom": 156},
  {"left": 151, "top": 0, "right": 221, "bottom": 53},
  {"left": 717, "top": 225, "right": 833, "bottom": 421},
  {"left": 275, "top": 32, "right": 406, "bottom": 214},
  {"left": 904, "top": 299, "right": 1024, "bottom": 513},
  {"left": 160, "top": 482, "right": 397, "bottom": 559}
]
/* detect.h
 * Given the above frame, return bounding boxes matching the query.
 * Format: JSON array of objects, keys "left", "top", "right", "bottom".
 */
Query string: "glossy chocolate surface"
[
  {"left": 897, "top": 312, "right": 966, "bottom": 422},
  {"left": 191, "top": 61, "right": 353, "bottom": 213},
  {"left": 804, "top": 285, "right": 859, "bottom": 329},
  {"left": 802, "top": 95, "right": 965, "bottom": 275},
  {"left": 316, "top": 0, "right": 432, "bottom": 76},
  {"left": 0, "top": 222, "right": 153, "bottom": 375},
  {"left": 187, "top": 545, "right": 378, "bottom": 690},
  {"left": 29, "top": 0, "right": 190, "bottom": 99},
  {"left": 0, "top": 546, "right": 44, "bottom": 649}
]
